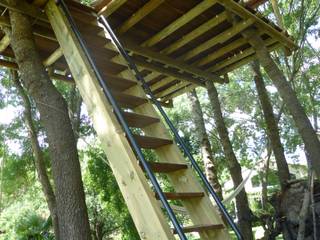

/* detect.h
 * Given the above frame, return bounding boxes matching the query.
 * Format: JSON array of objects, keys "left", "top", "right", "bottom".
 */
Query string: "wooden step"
[
  {"left": 103, "top": 74, "right": 137, "bottom": 92},
  {"left": 123, "top": 112, "right": 159, "bottom": 128},
  {"left": 172, "top": 224, "right": 224, "bottom": 234},
  {"left": 140, "top": 162, "right": 188, "bottom": 173},
  {"left": 155, "top": 192, "right": 205, "bottom": 200},
  {"left": 89, "top": 47, "right": 119, "bottom": 63},
  {"left": 133, "top": 135, "right": 173, "bottom": 149},
  {"left": 94, "top": 60, "right": 127, "bottom": 75},
  {"left": 113, "top": 92, "right": 148, "bottom": 109}
]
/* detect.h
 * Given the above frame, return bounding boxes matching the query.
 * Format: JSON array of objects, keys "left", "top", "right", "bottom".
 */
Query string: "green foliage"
[{"left": 83, "top": 147, "right": 140, "bottom": 239}]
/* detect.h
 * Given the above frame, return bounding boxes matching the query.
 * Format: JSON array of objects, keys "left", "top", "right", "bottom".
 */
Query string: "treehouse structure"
[{"left": 0, "top": 0, "right": 296, "bottom": 239}]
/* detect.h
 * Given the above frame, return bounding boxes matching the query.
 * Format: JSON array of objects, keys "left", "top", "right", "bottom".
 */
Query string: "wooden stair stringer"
[
  {"left": 119, "top": 56, "right": 231, "bottom": 240},
  {"left": 45, "top": 2, "right": 175, "bottom": 239}
]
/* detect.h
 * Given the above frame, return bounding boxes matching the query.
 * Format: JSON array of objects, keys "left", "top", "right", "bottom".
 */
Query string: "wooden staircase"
[{"left": 45, "top": 1, "right": 232, "bottom": 239}]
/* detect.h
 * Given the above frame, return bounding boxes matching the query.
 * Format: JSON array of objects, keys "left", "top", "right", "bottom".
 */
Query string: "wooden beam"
[
  {"left": 132, "top": 57, "right": 205, "bottom": 86},
  {"left": 195, "top": 38, "right": 247, "bottom": 67},
  {"left": 161, "top": 11, "right": 228, "bottom": 55},
  {"left": 46, "top": 1, "right": 175, "bottom": 239},
  {"left": 216, "top": 0, "right": 297, "bottom": 50},
  {"left": 43, "top": 47, "right": 63, "bottom": 67},
  {"left": 142, "top": 0, "right": 218, "bottom": 47},
  {"left": 0, "top": 35, "right": 10, "bottom": 53},
  {"left": 209, "top": 38, "right": 277, "bottom": 72},
  {"left": 162, "top": 84, "right": 196, "bottom": 102},
  {"left": 155, "top": 81, "right": 190, "bottom": 99},
  {"left": 117, "top": 0, "right": 164, "bottom": 34},
  {"left": 97, "top": 0, "right": 127, "bottom": 16},
  {"left": 218, "top": 42, "right": 281, "bottom": 75},
  {"left": 0, "top": 59, "right": 18, "bottom": 69},
  {"left": 150, "top": 76, "right": 175, "bottom": 91},
  {"left": 106, "top": 41, "right": 205, "bottom": 86},
  {"left": 0, "top": 0, "right": 47, "bottom": 22},
  {"left": 123, "top": 39, "right": 225, "bottom": 83},
  {"left": 181, "top": 18, "right": 255, "bottom": 61}
]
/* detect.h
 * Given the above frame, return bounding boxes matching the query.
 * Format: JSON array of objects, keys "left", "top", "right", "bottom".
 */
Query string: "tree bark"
[
  {"left": 6, "top": 6, "right": 91, "bottom": 240},
  {"left": 205, "top": 80, "right": 253, "bottom": 240},
  {"left": 12, "top": 71, "right": 60, "bottom": 239},
  {"left": 251, "top": 61, "right": 290, "bottom": 190},
  {"left": 187, "top": 89, "right": 223, "bottom": 199},
  {"left": 242, "top": 28, "right": 320, "bottom": 178}
]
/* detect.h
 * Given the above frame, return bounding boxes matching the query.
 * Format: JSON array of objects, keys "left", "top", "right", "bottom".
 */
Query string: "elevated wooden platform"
[{"left": 0, "top": 0, "right": 295, "bottom": 105}]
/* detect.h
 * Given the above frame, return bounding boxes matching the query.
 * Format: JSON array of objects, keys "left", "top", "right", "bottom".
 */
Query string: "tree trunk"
[
  {"left": 205, "top": 80, "right": 253, "bottom": 240},
  {"left": 242, "top": 28, "right": 320, "bottom": 178},
  {"left": 12, "top": 71, "right": 60, "bottom": 239},
  {"left": 251, "top": 61, "right": 290, "bottom": 189},
  {"left": 6, "top": 6, "right": 92, "bottom": 240},
  {"left": 187, "top": 89, "right": 223, "bottom": 199}
]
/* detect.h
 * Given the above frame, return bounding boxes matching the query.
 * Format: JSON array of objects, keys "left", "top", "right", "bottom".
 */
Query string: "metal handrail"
[
  {"left": 55, "top": 1, "right": 187, "bottom": 239},
  {"left": 98, "top": 15, "right": 243, "bottom": 240}
]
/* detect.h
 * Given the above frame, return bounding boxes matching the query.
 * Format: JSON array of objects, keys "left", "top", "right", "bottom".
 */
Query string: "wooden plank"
[
  {"left": 172, "top": 224, "right": 224, "bottom": 234},
  {"left": 132, "top": 57, "right": 205, "bottom": 86},
  {"left": 142, "top": 0, "right": 218, "bottom": 47},
  {"left": 216, "top": 0, "right": 297, "bottom": 50},
  {"left": 161, "top": 84, "right": 197, "bottom": 102},
  {"left": 123, "top": 111, "right": 159, "bottom": 128},
  {"left": 0, "top": 35, "right": 10, "bottom": 53},
  {"left": 112, "top": 91, "right": 148, "bottom": 109},
  {"left": 181, "top": 18, "right": 255, "bottom": 61},
  {"left": 209, "top": 38, "right": 277, "bottom": 72},
  {"left": 0, "top": 59, "right": 18, "bottom": 69},
  {"left": 102, "top": 74, "right": 137, "bottom": 92},
  {"left": 156, "top": 81, "right": 190, "bottom": 99},
  {"left": 155, "top": 192, "right": 205, "bottom": 200},
  {"left": 97, "top": 0, "right": 127, "bottom": 16},
  {"left": 162, "top": 11, "right": 228, "bottom": 55},
  {"left": 141, "top": 162, "right": 188, "bottom": 173},
  {"left": 117, "top": 0, "right": 164, "bottom": 34},
  {"left": 43, "top": 47, "right": 63, "bottom": 67},
  {"left": 105, "top": 42, "right": 205, "bottom": 86},
  {"left": 45, "top": 3, "right": 175, "bottom": 239},
  {"left": 123, "top": 39, "right": 225, "bottom": 83},
  {"left": 218, "top": 42, "right": 281, "bottom": 75},
  {"left": 195, "top": 38, "right": 248, "bottom": 67},
  {"left": 133, "top": 134, "right": 173, "bottom": 149},
  {"left": 151, "top": 76, "right": 175, "bottom": 91}
]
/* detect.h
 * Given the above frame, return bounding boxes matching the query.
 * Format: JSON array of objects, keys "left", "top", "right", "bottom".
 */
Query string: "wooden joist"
[
  {"left": 209, "top": 38, "right": 277, "bottom": 72},
  {"left": 117, "top": 0, "right": 164, "bottom": 34},
  {"left": 216, "top": 0, "right": 296, "bottom": 50},
  {"left": 142, "top": 0, "right": 218, "bottom": 47},
  {"left": 132, "top": 57, "right": 205, "bottom": 86},
  {"left": 161, "top": 11, "right": 229, "bottom": 55},
  {"left": 97, "top": 0, "right": 127, "bottom": 16},
  {"left": 181, "top": 18, "right": 255, "bottom": 61},
  {"left": 123, "top": 39, "right": 225, "bottom": 83},
  {"left": 161, "top": 84, "right": 196, "bottom": 102},
  {"left": 43, "top": 47, "right": 63, "bottom": 67}
]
